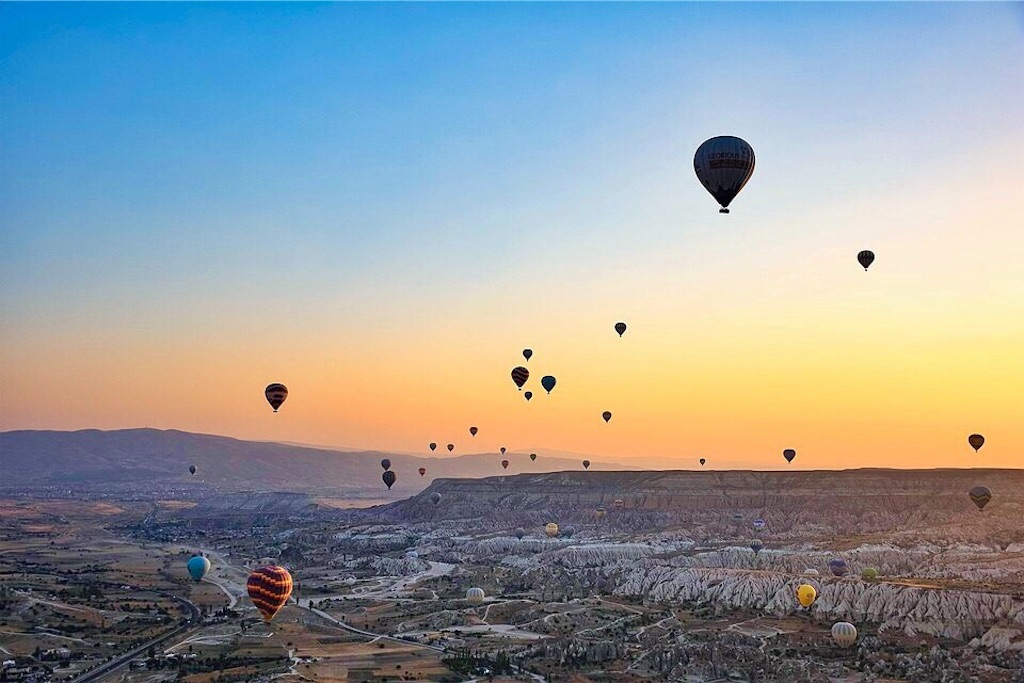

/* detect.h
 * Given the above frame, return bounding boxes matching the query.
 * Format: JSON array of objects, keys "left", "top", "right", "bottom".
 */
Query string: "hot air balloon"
[
  {"left": 247, "top": 566, "right": 293, "bottom": 622},
  {"left": 501, "top": 460, "right": 509, "bottom": 470},
  {"left": 613, "top": 499, "right": 624, "bottom": 509},
  {"left": 969, "top": 485, "right": 992, "bottom": 511},
  {"left": 265, "top": 383, "right": 288, "bottom": 412},
  {"left": 595, "top": 507, "right": 607, "bottom": 519},
  {"left": 753, "top": 518, "right": 766, "bottom": 532},
  {"left": 447, "top": 443, "right": 454, "bottom": 452},
  {"left": 530, "top": 453, "right": 537, "bottom": 461},
  {"left": 429, "top": 442, "right": 437, "bottom": 452},
  {"left": 860, "top": 567, "right": 879, "bottom": 581},
  {"left": 732, "top": 513, "right": 744, "bottom": 523},
  {"left": 857, "top": 250, "right": 875, "bottom": 270},
  {"left": 418, "top": 467, "right": 426, "bottom": 477},
  {"left": 381, "top": 459, "right": 391, "bottom": 471},
  {"left": 187, "top": 555, "right": 210, "bottom": 582},
  {"left": 783, "top": 448, "right": 796, "bottom": 463},
  {"left": 189, "top": 465, "right": 197, "bottom": 475},
  {"left": 699, "top": 458, "right": 706, "bottom": 466},
  {"left": 602, "top": 411, "right": 612, "bottom": 423},
  {"left": 500, "top": 447, "right": 506, "bottom": 455},
  {"left": 582, "top": 460, "right": 591, "bottom": 470},
  {"left": 544, "top": 522, "right": 559, "bottom": 538},
  {"left": 615, "top": 322, "right": 627, "bottom": 337},
  {"left": 466, "top": 587, "right": 485, "bottom": 604},
  {"left": 523, "top": 349, "right": 533, "bottom": 362},
  {"left": 828, "top": 559, "right": 850, "bottom": 577},
  {"left": 968, "top": 434, "right": 985, "bottom": 452},
  {"left": 382, "top": 470, "right": 396, "bottom": 490},
  {"left": 831, "top": 622, "right": 858, "bottom": 647},
  {"left": 694, "top": 136, "right": 755, "bottom": 213},
  {"left": 804, "top": 568, "right": 820, "bottom": 576},
  {"left": 796, "top": 584, "right": 817, "bottom": 608},
  {"left": 430, "top": 492, "right": 441, "bottom": 506},
  {"left": 470, "top": 426, "right": 478, "bottom": 437},
  {"left": 750, "top": 539, "right": 764, "bottom": 554},
  {"left": 511, "top": 366, "right": 529, "bottom": 390},
  {"left": 541, "top": 376, "right": 556, "bottom": 394},
  {"left": 514, "top": 527, "right": 526, "bottom": 540},
  {"left": 524, "top": 391, "right": 533, "bottom": 402}
]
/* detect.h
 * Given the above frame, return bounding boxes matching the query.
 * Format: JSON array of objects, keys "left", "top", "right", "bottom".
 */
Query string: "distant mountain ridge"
[{"left": 0, "top": 428, "right": 634, "bottom": 497}]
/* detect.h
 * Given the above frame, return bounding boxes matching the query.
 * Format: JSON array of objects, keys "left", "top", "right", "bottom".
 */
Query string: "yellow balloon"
[
  {"left": 544, "top": 522, "right": 559, "bottom": 538},
  {"left": 796, "top": 584, "right": 817, "bottom": 608}
]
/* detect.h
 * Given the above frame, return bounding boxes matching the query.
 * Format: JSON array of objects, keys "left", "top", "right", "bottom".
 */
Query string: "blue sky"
[{"left": 2, "top": 3, "right": 1022, "bottom": 466}]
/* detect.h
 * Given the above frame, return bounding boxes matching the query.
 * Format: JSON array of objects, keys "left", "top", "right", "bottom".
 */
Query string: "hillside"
[{"left": 0, "top": 428, "right": 630, "bottom": 497}]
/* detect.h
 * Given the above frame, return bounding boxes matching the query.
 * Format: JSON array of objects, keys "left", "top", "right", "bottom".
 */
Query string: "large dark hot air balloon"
[
  {"left": 429, "top": 442, "right": 437, "bottom": 452},
  {"left": 969, "top": 486, "right": 991, "bottom": 511},
  {"left": 381, "top": 459, "right": 391, "bottom": 471},
  {"left": 699, "top": 458, "right": 706, "bottom": 466},
  {"left": 470, "top": 426, "right": 478, "bottom": 437},
  {"left": 828, "top": 559, "right": 850, "bottom": 577},
  {"left": 524, "top": 391, "right": 533, "bottom": 402},
  {"left": 602, "top": 411, "right": 612, "bottom": 423},
  {"left": 430, "top": 492, "right": 442, "bottom": 506},
  {"left": 582, "top": 460, "right": 591, "bottom": 470},
  {"left": 501, "top": 460, "right": 509, "bottom": 470},
  {"left": 530, "top": 453, "right": 537, "bottom": 461},
  {"left": 511, "top": 366, "right": 529, "bottom": 390},
  {"left": 750, "top": 539, "right": 764, "bottom": 555},
  {"left": 382, "top": 470, "right": 396, "bottom": 490},
  {"left": 447, "top": 443, "right": 455, "bottom": 452},
  {"left": 523, "top": 349, "right": 533, "bottom": 362},
  {"left": 968, "top": 434, "right": 985, "bottom": 452},
  {"left": 857, "top": 250, "right": 875, "bottom": 270},
  {"left": 694, "top": 136, "right": 755, "bottom": 213},
  {"left": 541, "top": 375, "right": 556, "bottom": 393},
  {"left": 783, "top": 448, "right": 796, "bottom": 463},
  {"left": 418, "top": 467, "right": 426, "bottom": 477},
  {"left": 615, "top": 322, "right": 627, "bottom": 337},
  {"left": 514, "top": 527, "right": 525, "bottom": 539},
  {"left": 189, "top": 465, "right": 197, "bottom": 475},
  {"left": 247, "top": 566, "right": 293, "bottom": 622},
  {"left": 265, "top": 383, "right": 288, "bottom": 412}
]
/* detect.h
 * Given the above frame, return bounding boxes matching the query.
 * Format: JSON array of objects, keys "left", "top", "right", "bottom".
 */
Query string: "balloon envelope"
[
  {"left": 447, "top": 443, "right": 454, "bottom": 452},
  {"left": 541, "top": 375, "right": 556, "bottom": 393},
  {"left": 501, "top": 460, "right": 509, "bottom": 469},
  {"left": 753, "top": 519, "right": 767, "bottom": 531},
  {"left": 189, "top": 465, "right": 197, "bottom": 475},
  {"left": 750, "top": 539, "right": 764, "bottom": 554},
  {"left": 796, "top": 584, "right": 817, "bottom": 608},
  {"left": 187, "top": 555, "right": 210, "bottom": 582},
  {"left": 382, "top": 470, "right": 396, "bottom": 490},
  {"left": 524, "top": 391, "right": 533, "bottom": 401},
  {"left": 602, "top": 411, "right": 612, "bottom": 423},
  {"left": 514, "top": 527, "right": 526, "bottom": 539},
  {"left": 429, "top": 442, "right": 437, "bottom": 451},
  {"left": 969, "top": 485, "right": 992, "bottom": 510},
  {"left": 694, "top": 136, "right": 755, "bottom": 213},
  {"left": 530, "top": 453, "right": 537, "bottom": 461},
  {"left": 511, "top": 366, "right": 529, "bottom": 390},
  {"left": 699, "top": 458, "right": 706, "bottom": 466},
  {"left": 247, "top": 566, "right": 293, "bottom": 622},
  {"left": 470, "top": 426, "right": 478, "bottom": 436},
  {"left": 418, "top": 467, "right": 426, "bottom": 476},
  {"left": 523, "top": 349, "right": 533, "bottom": 361},
  {"left": 430, "top": 492, "right": 442, "bottom": 506},
  {"left": 500, "top": 447, "right": 506, "bottom": 455},
  {"left": 968, "top": 433, "right": 985, "bottom": 451},
  {"left": 831, "top": 621, "right": 858, "bottom": 647},
  {"left": 582, "top": 460, "right": 591, "bottom": 469},
  {"left": 545, "top": 522, "right": 559, "bottom": 537},
  {"left": 595, "top": 507, "right": 606, "bottom": 519},
  {"left": 828, "top": 559, "right": 850, "bottom": 577},
  {"left": 265, "top": 383, "right": 288, "bottom": 412},
  {"left": 861, "top": 567, "right": 879, "bottom": 581},
  {"left": 783, "top": 448, "right": 796, "bottom": 463},
  {"left": 466, "top": 587, "right": 485, "bottom": 604},
  {"left": 380, "top": 459, "right": 391, "bottom": 471},
  {"left": 613, "top": 499, "right": 624, "bottom": 509},
  {"left": 857, "top": 250, "right": 875, "bottom": 270},
  {"left": 615, "top": 322, "right": 627, "bottom": 337}
]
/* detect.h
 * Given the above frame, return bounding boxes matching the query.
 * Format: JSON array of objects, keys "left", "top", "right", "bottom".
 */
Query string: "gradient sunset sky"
[{"left": 2, "top": 3, "right": 1022, "bottom": 470}]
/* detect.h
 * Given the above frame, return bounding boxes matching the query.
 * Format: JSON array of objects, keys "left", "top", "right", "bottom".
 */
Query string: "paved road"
[{"left": 70, "top": 597, "right": 200, "bottom": 683}]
